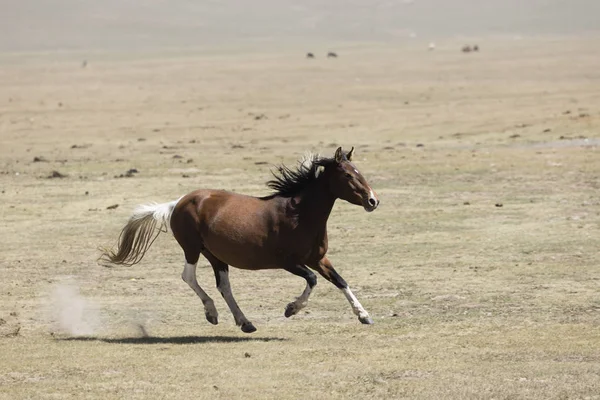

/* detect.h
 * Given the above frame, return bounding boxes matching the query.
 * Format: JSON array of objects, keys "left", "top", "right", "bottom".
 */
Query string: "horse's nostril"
[{"left": 368, "top": 198, "right": 377, "bottom": 207}]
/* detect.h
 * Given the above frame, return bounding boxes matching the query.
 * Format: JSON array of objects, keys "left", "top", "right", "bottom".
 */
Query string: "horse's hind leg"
[
  {"left": 283, "top": 264, "right": 317, "bottom": 318},
  {"left": 173, "top": 229, "right": 219, "bottom": 325},
  {"left": 181, "top": 261, "right": 219, "bottom": 325},
  {"left": 202, "top": 250, "right": 256, "bottom": 333}
]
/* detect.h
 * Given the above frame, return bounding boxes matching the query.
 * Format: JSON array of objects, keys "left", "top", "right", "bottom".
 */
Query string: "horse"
[
  {"left": 306, "top": 52, "right": 315, "bottom": 59},
  {"left": 101, "top": 147, "right": 380, "bottom": 333},
  {"left": 327, "top": 52, "right": 338, "bottom": 58}
]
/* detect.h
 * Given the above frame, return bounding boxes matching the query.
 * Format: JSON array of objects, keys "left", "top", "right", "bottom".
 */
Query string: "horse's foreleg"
[
  {"left": 309, "top": 257, "right": 373, "bottom": 325},
  {"left": 203, "top": 251, "right": 256, "bottom": 333},
  {"left": 283, "top": 264, "right": 317, "bottom": 318},
  {"left": 181, "top": 262, "right": 219, "bottom": 325}
]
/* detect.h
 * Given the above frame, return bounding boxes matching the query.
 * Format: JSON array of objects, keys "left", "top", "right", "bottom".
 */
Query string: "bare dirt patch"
[{"left": 1, "top": 37, "right": 600, "bottom": 399}]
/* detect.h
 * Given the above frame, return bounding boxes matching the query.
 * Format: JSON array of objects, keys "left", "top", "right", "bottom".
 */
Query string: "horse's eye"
[{"left": 345, "top": 173, "right": 353, "bottom": 179}]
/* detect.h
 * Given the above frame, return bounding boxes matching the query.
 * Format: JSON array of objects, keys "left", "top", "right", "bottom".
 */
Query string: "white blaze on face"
[{"left": 369, "top": 189, "right": 376, "bottom": 201}]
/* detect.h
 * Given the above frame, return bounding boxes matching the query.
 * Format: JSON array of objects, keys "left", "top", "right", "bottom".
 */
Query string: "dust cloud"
[
  {"left": 47, "top": 279, "right": 103, "bottom": 336},
  {"left": 45, "top": 278, "right": 151, "bottom": 338}
]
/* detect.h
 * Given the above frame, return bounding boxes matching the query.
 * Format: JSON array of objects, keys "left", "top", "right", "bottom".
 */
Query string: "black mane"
[{"left": 266, "top": 154, "right": 336, "bottom": 197}]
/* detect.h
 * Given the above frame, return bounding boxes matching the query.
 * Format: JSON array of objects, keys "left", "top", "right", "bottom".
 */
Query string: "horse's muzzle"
[{"left": 363, "top": 191, "right": 380, "bottom": 212}]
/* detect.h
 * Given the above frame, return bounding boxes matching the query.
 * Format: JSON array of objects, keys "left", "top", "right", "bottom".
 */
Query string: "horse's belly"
[
  {"left": 201, "top": 212, "right": 281, "bottom": 269},
  {"left": 203, "top": 234, "right": 280, "bottom": 269}
]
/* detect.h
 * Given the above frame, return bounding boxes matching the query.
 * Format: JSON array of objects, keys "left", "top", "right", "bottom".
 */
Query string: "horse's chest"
[{"left": 282, "top": 228, "right": 328, "bottom": 264}]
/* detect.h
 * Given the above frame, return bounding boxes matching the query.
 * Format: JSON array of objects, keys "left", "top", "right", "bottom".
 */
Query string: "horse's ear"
[
  {"left": 346, "top": 146, "right": 354, "bottom": 161},
  {"left": 334, "top": 147, "right": 344, "bottom": 163}
]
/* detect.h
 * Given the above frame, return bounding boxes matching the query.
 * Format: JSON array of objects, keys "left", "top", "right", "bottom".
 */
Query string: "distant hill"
[{"left": 2, "top": 0, "right": 599, "bottom": 52}]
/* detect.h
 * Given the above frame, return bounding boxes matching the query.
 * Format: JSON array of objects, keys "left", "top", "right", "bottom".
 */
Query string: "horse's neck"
[{"left": 294, "top": 179, "right": 336, "bottom": 228}]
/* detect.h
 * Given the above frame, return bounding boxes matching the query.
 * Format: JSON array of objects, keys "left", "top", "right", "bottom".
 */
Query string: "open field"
[{"left": 1, "top": 37, "right": 600, "bottom": 399}]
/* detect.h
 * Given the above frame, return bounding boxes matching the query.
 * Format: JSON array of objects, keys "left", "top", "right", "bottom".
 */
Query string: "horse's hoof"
[
  {"left": 205, "top": 313, "right": 218, "bottom": 325},
  {"left": 359, "top": 315, "right": 374, "bottom": 325},
  {"left": 284, "top": 303, "right": 297, "bottom": 318},
  {"left": 241, "top": 322, "right": 257, "bottom": 333}
]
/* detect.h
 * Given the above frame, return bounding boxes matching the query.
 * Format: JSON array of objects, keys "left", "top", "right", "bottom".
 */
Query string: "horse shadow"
[{"left": 57, "top": 335, "right": 287, "bottom": 345}]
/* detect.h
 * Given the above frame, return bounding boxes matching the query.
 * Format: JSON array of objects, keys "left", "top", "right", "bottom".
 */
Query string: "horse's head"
[{"left": 326, "top": 147, "right": 379, "bottom": 212}]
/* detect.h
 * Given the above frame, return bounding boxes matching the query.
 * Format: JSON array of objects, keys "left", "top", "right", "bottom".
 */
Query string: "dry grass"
[{"left": 1, "top": 37, "right": 600, "bottom": 399}]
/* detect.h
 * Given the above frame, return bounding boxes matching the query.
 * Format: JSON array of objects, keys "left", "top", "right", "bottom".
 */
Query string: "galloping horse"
[{"left": 102, "top": 147, "right": 380, "bottom": 333}]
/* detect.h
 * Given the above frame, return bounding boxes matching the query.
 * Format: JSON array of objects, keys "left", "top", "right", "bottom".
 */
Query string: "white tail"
[
  {"left": 101, "top": 197, "right": 182, "bottom": 266},
  {"left": 131, "top": 197, "right": 183, "bottom": 230}
]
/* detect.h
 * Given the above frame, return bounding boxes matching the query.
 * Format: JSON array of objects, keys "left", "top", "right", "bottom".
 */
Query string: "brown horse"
[{"left": 101, "top": 147, "right": 379, "bottom": 333}]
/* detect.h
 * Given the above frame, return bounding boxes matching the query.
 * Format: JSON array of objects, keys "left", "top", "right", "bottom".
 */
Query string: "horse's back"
[{"left": 173, "top": 189, "right": 270, "bottom": 232}]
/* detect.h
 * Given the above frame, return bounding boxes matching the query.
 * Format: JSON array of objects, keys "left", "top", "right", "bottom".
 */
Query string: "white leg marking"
[
  {"left": 286, "top": 282, "right": 312, "bottom": 316},
  {"left": 341, "top": 286, "right": 370, "bottom": 320},
  {"left": 295, "top": 283, "right": 312, "bottom": 309},
  {"left": 182, "top": 263, "right": 218, "bottom": 319},
  {"left": 216, "top": 271, "right": 249, "bottom": 326}
]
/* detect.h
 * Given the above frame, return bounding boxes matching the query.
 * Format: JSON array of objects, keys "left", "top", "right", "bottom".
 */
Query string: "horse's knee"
[{"left": 307, "top": 272, "right": 317, "bottom": 288}]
